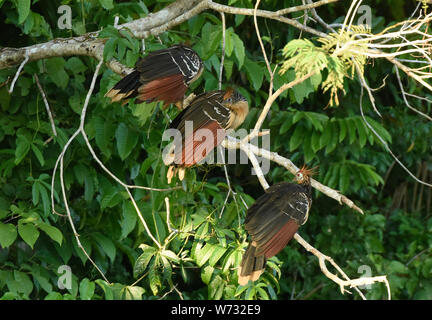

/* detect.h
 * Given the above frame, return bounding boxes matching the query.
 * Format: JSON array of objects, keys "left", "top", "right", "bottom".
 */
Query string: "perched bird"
[
  {"left": 237, "top": 165, "right": 315, "bottom": 285},
  {"left": 163, "top": 89, "right": 249, "bottom": 182},
  {"left": 105, "top": 44, "right": 203, "bottom": 108}
]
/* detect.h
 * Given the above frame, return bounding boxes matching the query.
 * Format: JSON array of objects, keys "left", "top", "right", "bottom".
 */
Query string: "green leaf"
[
  {"left": 0, "top": 223, "right": 17, "bottom": 248},
  {"left": 311, "top": 130, "right": 322, "bottom": 153},
  {"left": 355, "top": 118, "right": 367, "bottom": 147},
  {"left": 292, "top": 77, "right": 315, "bottom": 104},
  {"left": 289, "top": 125, "right": 304, "bottom": 152},
  {"left": 347, "top": 118, "right": 357, "bottom": 144},
  {"left": 95, "top": 280, "right": 114, "bottom": 300},
  {"left": 208, "top": 275, "right": 224, "bottom": 300},
  {"left": 338, "top": 119, "right": 347, "bottom": 142},
  {"left": 339, "top": 164, "right": 350, "bottom": 193},
  {"left": 18, "top": 222, "right": 39, "bottom": 249},
  {"left": 196, "top": 243, "right": 216, "bottom": 267},
  {"left": 134, "top": 244, "right": 157, "bottom": 277},
  {"left": 292, "top": 111, "right": 304, "bottom": 125},
  {"left": 31, "top": 144, "right": 45, "bottom": 166},
  {"left": 303, "top": 133, "right": 314, "bottom": 163},
  {"left": 65, "top": 57, "right": 87, "bottom": 74},
  {"left": 93, "top": 116, "right": 114, "bottom": 158},
  {"left": 16, "top": 0, "right": 30, "bottom": 24},
  {"left": 44, "top": 292, "right": 63, "bottom": 300},
  {"left": 46, "top": 57, "right": 69, "bottom": 89},
  {"left": 245, "top": 286, "right": 256, "bottom": 300},
  {"left": 38, "top": 222, "right": 63, "bottom": 246},
  {"left": 31, "top": 181, "right": 39, "bottom": 206},
  {"left": 99, "top": 25, "right": 119, "bottom": 39},
  {"left": 79, "top": 278, "right": 95, "bottom": 300},
  {"left": 120, "top": 202, "right": 137, "bottom": 239},
  {"left": 12, "top": 271, "right": 33, "bottom": 296},
  {"left": 232, "top": 32, "right": 245, "bottom": 68},
  {"left": 201, "top": 24, "right": 221, "bottom": 59},
  {"left": 304, "top": 112, "right": 328, "bottom": 131},
  {"left": 0, "top": 86, "right": 11, "bottom": 111},
  {"left": 122, "top": 286, "right": 145, "bottom": 300},
  {"left": 366, "top": 116, "right": 392, "bottom": 144},
  {"left": 188, "top": 15, "right": 206, "bottom": 37},
  {"left": 161, "top": 250, "right": 180, "bottom": 263},
  {"left": 98, "top": 0, "right": 113, "bottom": 10},
  {"left": 148, "top": 257, "right": 161, "bottom": 295},
  {"left": 208, "top": 245, "right": 227, "bottom": 266},
  {"left": 92, "top": 233, "right": 116, "bottom": 263},
  {"left": 223, "top": 58, "right": 234, "bottom": 80},
  {"left": 32, "top": 271, "right": 52, "bottom": 293},
  {"left": 160, "top": 255, "right": 172, "bottom": 282},
  {"left": 103, "top": 38, "right": 117, "bottom": 61},
  {"left": 325, "top": 122, "right": 338, "bottom": 155},
  {"left": 310, "top": 72, "right": 322, "bottom": 89},
  {"left": 320, "top": 123, "right": 332, "bottom": 149},
  {"left": 244, "top": 58, "right": 263, "bottom": 91},
  {"left": 15, "top": 134, "right": 31, "bottom": 165},
  {"left": 225, "top": 28, "right": 235, "bottom": 56},
  {"left": 115, "top": 123, "right": 139, "bottom": 161},
  {"left": 131, "top": 101, "right": 157, "bottom": 125},
  {"left": 201, "top": 265, "right": 214, "bottom": 284},
  {"left": 84, "top": 175, "right": 94, "bottom": 202},
  {"left": 279, "top": 116, "right": 293, "bottom": 135}
]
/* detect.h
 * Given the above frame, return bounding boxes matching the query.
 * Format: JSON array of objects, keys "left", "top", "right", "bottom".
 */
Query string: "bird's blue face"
[{"left": 223, "top": 91, "right": 246, "bottom": 105}]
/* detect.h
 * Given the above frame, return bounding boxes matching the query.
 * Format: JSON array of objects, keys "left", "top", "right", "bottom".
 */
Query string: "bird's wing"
[
  {"left": 245, "top": 183, "right": 311, "bottom": 258},
  {"left": 136, "top": 45, "right": 202, "bottom": 84},
  {"left": 106, "top": 45, "right": 203, "bottom": 105},
  {"left": 169, "top": 91, "right": 230, "bottom": 167}
]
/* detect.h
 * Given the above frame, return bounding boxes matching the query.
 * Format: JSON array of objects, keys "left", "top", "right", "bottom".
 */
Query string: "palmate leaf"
[{"left": 133, "top": 244, "right": 157, "bottom": 278}]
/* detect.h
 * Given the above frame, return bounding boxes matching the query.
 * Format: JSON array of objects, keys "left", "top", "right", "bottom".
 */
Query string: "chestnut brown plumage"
[
  {"left": 237, "top": 166, "right": 315, "bottom": 285},
  {"left": 105, "top": 44, "right": 203, "bottom": 107},
  {"left": 163, "top": 89, "right": 249, "bottom": 182}
]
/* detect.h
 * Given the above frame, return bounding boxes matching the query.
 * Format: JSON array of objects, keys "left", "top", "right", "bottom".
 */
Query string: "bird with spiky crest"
[{"left": 238, "top": 165, "right": 317, "bottom": 285}]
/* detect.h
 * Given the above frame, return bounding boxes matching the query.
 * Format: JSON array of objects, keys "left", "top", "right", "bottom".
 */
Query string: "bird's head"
[
  {"left": 222, "top": 89, "right": 249, "bottom": 129},
  {"left": 223, "top": 88, "right": 247, "bottom": 105},
  {"left": 294, "top": 165, "right": 317, "bottom": 185}
]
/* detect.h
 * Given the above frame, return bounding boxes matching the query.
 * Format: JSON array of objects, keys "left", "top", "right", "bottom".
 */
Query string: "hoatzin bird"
[
  {"left": 105, "top": 44, "right": 203, "bottom": 108},
  {"left": 163, "top": 89, "right": 249, "bottom": 182},
  {"left": 237, "top": 166, "right": 315, "bottom": 285}
]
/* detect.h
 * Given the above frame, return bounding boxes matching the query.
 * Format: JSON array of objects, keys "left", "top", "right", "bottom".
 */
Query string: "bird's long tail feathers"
[
  {"left": 238, "top": 242, "right": 266, "bottom": 285},
  {"left": 105, "top": 70, "right": 141, "bottom": 104},
  {"left": 135, "top": 74, "right": 186, "bottom": 106}
]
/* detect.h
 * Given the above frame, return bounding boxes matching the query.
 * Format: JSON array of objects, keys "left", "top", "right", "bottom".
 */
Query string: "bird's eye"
[{"left": 296, "top": 172, "right": 303, "bottom": 180}]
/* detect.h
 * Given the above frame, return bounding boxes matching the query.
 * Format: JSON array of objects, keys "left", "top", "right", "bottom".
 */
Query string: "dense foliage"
[{"left": 0, "top": 0, "right": 431, "bottom": 300}]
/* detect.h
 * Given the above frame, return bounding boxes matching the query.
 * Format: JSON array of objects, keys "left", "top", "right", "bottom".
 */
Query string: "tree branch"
[{"left": 0, "top": 0, "right": 331, "bottom": 75}]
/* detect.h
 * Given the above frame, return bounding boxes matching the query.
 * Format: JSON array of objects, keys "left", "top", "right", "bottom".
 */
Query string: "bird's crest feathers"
[{"left": 295, "top": 165, "right": 318, "bottom": 184}]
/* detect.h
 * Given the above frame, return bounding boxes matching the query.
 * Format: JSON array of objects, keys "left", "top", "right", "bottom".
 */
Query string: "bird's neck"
[
  {"left": 227, "top": 100, "right": 249, "bottom": 129},
  {"left": 301, "top": 181, "right": 312, "bottom": 200}
]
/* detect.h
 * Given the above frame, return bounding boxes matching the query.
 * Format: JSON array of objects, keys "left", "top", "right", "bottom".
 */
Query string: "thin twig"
[
  {"left": 254, "top": 0, "right": 274, "bottom": 96},
  {"left": 218, "top": 11, "right": 226, "bottom": 90},
  {"left": 8, "top": 51, "right": 29, "bottom": 93},
  {"left": 34, "top": 74, "right": 57, "bottom": 136},
  {"left": 395, "top": 66, "right": 432, "bottom": 121},
  {"left": 56, "top": 60, "right": 110, "bottom": 282},
  {"left": 357, "top": 72, "right": 432, "bottom": 188},
  {"left": 295, "top": 233, "right": 391, "bottom": 300}
]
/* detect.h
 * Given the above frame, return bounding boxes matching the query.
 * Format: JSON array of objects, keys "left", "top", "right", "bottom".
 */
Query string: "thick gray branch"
[{"left": 0, "top": 0, "right": 329, "bottom": 74}]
